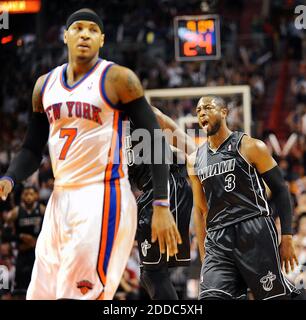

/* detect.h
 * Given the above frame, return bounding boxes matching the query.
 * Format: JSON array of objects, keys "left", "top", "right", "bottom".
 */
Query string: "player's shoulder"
[
  {"left": 104, "top": 63, "right": 143, "bottom": 103},
  {"left": 105, "top": 63, "right": 137, "bottom": 82},
  {"left": 241, "top": 135, "right": 267, "bottom": 150},
  {"left": 35, "top": 73, "right": 49, "bottom": 89},
  {"left": 34, "top": 66, "right": 60, "bottom": 92},
  {"left": 241, "top": 135, "right": 270, "bottom": 157},
  {"left": 33, "top": 72, "right": 52, "bottom": 112}
]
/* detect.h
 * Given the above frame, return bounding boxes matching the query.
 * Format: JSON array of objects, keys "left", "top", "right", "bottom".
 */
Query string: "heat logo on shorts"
[
  {"left": 141, "top": 239, "right": 151, "bottom": 257},
  {"left": 260, "top": 271, "right": 276, "bottom": 292},
  {"left": 77, "top": 280, "right": 94, "bottom": 295}
]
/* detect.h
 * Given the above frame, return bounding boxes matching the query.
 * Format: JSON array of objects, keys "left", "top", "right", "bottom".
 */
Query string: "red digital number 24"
[{"left": 183, "top": 33, "right": 213, "bottom": 56}]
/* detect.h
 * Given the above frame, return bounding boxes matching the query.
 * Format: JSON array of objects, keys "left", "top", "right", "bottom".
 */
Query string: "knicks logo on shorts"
[
  {"left": 77, "top": 280, "right": 94, "bottom": 295},
  {"left": 260, "top": 271, "right": 276, "bottom": 292}
]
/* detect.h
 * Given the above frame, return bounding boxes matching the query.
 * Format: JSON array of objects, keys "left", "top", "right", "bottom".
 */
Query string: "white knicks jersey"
[{"left": 42, "top": 59, "right": 128, "bottom": 187}]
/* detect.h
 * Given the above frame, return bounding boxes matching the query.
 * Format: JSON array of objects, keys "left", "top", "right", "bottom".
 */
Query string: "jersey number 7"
[{"left": 59, "top": 128, "right": 77, "bottom": 160}]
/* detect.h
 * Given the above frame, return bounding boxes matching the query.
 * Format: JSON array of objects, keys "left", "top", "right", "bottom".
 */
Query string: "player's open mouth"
[{"left": 201, "top": 119, "right": 209, "bottom": 128}]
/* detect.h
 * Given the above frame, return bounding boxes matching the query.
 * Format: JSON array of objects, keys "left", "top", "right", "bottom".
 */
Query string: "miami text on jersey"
[{"left": 198, "top": 159, "right": 235, "bottom": 182}]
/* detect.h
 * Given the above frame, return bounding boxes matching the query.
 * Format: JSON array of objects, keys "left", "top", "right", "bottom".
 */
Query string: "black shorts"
[
  {"left": 199, "top": 216, "right": 300, "bottom": 300},
  {"left": 136, "top": 173, "right": 193, "bottom": 270}
]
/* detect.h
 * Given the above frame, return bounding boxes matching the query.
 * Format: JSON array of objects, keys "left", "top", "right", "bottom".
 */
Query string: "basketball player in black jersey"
[
  {"left": 5, "top": 186, "right": 44, "bottom": 299},
  {"left": 188, "top": 95, "right": 301, "bottom": 300},
  {"left": 128, "top": 107, "right": 196, "bottom": 299}
]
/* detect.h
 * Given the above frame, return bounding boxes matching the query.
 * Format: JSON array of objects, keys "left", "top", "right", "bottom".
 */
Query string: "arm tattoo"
[
  {"left": 107, "top": 66, "right": 143, "bottom": 102},
  {"left": 108, "top": 67, "right": 120, "bottom": 83},
  {"left": 126, "top": 71, "right": 143, "bottom": 96}
]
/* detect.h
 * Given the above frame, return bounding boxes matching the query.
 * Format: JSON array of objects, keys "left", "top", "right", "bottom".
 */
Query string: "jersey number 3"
[
  {"left": 225, "top": 173, "right": 236, "bottom": 192},
  {"left": 59, "top": 128, "right": 77, "bottom": 160}
]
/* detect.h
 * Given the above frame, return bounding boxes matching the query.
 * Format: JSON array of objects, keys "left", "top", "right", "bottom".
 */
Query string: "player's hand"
[
  {"left": 151, "top": 205, "right": 182, "bottom": 256},
  {"left": 279, "top": 235, "right": 299, "bottom": 273},
  {"left": 0, "top": 179, "right": 13, "bottom": 201}
]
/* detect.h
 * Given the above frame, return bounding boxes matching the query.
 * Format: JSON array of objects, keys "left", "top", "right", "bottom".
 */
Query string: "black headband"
[{"left": 66, "top": 10, "right": 104, "bottom": 33}]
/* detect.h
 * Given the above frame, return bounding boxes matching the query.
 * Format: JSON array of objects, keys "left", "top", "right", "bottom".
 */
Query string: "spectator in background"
[
  {"left": 296, "top": 192, "right": 306, "bottom": 217},
  {"left": 4, "top": 186, "right": 44, "bottom": 299},
  {"left": 286, "top": 104, "right": 306, "bottom": 135},
  {"left": 167, "top": 61, "right": 183, "bottom": 87},
  {"left": 0, "top": 242, "right": 15, "bottom": 300},
  {"left": 291, "top": 62, "right": 306, "bottom": 104},
  {"left": 295, "top": 212, "right": 306, "bottom": 244},
  {"left": 287, "top": 213, "right": 306, "bottom": 288}
]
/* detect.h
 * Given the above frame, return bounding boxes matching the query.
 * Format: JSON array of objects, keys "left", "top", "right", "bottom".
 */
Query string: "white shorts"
[{"left": 26, "top": 179, "right": 137, "bottom": 300}]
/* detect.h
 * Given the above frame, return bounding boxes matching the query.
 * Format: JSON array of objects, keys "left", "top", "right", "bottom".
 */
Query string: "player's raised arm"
[
  {"left": 240, "top": 135, "right": 298, "bottom": 273},
  {"left": 104, "top": 65, "right": 182, "bottom": 256},
  {"left": 0, "top": 75, "right": 49, "bottom": 201},
  {"left": 187, "top": 152, "right": 208, "bottom": 263}
]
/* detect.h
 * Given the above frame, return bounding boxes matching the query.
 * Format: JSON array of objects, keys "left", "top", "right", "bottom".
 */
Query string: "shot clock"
[{"left": 174, "top": 15, "right": 221, "bottom": 61}]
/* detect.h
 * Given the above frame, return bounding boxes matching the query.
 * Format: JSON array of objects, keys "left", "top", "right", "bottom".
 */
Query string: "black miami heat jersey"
[{"left": 194, "top": 131, "right": 271, "bottom": 232}]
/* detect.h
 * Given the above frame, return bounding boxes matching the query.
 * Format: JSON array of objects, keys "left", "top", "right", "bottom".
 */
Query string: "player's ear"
[
  {"left": 221, "top": 107, "right": 228, "bottom": 119},
  {"left": 63, "top": 30, "right": 68, "bottom": 44},
  {"left": 100, "top": 34, "right": 105, "bottom": 48}
]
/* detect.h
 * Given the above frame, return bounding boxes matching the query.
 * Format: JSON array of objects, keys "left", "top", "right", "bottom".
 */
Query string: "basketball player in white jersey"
[{"left": 0, "top": 8, "right": 181, "bottom": 300}]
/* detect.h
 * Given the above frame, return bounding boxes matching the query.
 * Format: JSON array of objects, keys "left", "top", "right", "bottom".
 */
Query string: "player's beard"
[{"left": 207, "top": 118, "right": 221, "bottom": 137}]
